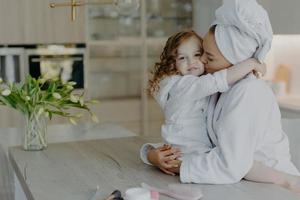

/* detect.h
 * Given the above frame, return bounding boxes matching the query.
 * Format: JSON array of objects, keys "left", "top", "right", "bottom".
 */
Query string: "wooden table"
[
  {"left": 9, "top": 136, "right": 300, "bottom": 200},
  {"left": 0, "top": 122, "right": 135, "bottom": 200}
]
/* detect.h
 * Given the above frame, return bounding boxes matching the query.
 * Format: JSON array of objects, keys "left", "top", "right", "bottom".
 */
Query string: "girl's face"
[
  {"left": 201, "top": 31, "right": 232, "bottom": 73},
  {"left": 175, "top": 36, "right": 204, "bottom": 76}
]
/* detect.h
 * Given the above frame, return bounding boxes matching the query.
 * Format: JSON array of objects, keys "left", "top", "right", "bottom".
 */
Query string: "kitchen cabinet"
[
  {"left": 24, "top": 0, "right": 85, "bottom": 44},
  {"left": 0, "top": 0, "right": 25, "bottom": 44},
  {"left": 0, "top": 0, "right": 85, "bottom": 44},
  {"left": 86, "top": 0, "right": 192, "bottom": 135},
  {"left": 86, "top": 0, "right": 193, "bottom": 99}
]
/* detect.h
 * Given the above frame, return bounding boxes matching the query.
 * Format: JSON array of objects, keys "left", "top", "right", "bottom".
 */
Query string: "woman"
[{"left": 140, "top": 0, "right": 300, "bottom": 185}]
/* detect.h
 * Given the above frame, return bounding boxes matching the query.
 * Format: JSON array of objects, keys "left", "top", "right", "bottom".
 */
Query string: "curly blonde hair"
[{"left": 147, "top": 30, "right": 203, "bottom": 96}]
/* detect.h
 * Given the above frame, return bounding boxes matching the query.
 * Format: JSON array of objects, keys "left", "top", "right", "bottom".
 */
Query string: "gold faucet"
[{"left": 49, "top": 0, "right": 117, "bottom": 21}]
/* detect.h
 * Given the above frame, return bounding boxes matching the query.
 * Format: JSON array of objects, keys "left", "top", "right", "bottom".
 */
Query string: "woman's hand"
[
  {"left": 147, "top": 144, "right": 181, "bottom": 176},
  {"left": 166, "top": 159, "right": 182, "bottom": 174}
]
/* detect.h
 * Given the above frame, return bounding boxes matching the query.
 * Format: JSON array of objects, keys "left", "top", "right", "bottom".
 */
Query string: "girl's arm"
[
  {"left": 227, "top": 58, "right": 266, "bottom": 85},
  {"left": 171, "top": 58, "right": 265, "bottom": 102}
]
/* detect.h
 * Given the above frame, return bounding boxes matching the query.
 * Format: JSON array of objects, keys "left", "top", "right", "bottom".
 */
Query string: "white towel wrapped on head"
[{"left": 212, "top": 0, "right": 273, "bottom": 64}]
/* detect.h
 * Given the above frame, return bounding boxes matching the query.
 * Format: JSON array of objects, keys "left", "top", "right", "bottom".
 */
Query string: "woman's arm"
[{"left": 227, "top": 58, "right": 266, "bottom": 85}]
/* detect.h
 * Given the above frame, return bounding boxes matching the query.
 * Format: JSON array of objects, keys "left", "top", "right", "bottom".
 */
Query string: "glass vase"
[{"left": 23, "top": 109, "right": 47, "bottom": 151}]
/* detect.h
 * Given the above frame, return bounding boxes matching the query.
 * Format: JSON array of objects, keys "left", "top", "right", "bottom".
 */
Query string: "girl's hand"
[
  {"left": 254, "top": 62, "right": 267, "bottom": 77},
  {"left": 243, "top": 58, "right": 266, "bottom": 76},
  {"left": 147, "top": 145, "right": 181, "bottom": 176}
]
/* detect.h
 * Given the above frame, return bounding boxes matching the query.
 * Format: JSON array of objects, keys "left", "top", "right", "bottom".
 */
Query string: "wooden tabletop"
[
  {"left": 0, "top": 122, "right": 136, "bottom": 200},
  {"left": 9, "top": 136, "right": 300, "bottom": 200}
]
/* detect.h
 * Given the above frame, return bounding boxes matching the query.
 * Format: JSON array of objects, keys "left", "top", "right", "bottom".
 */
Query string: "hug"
[{"left": 140, "top": 0, "right": 300, "bottom": 194}]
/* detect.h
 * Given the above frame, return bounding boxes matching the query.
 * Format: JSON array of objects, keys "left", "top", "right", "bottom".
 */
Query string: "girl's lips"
[{"left": 188, "top": 67, "right": 199, "bottom": 71}]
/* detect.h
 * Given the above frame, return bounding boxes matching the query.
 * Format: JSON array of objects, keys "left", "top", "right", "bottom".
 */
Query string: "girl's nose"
[
  {"left": 200, "top": 54, "right": 208, "bottom": 64},
  {"left": 188, "top": 58, "right": 196, "bottom": 65}
]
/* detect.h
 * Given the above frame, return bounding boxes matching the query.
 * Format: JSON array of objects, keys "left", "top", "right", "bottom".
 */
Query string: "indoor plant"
[{"left": 0, "top": 76, "right": 98, "bottom": 151}]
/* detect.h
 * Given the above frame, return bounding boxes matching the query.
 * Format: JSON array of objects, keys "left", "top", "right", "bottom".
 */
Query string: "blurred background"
[{"left": 0, "top": 0, "right": 299, "bottom": 135}]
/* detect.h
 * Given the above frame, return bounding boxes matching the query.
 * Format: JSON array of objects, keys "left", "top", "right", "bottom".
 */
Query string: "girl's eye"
[
  {"left": 195, "top": 53, "right": 201, "bottom": 57},
  {"left": 178, "top": 57, "right": 185, "bottom": 60},
  {"left": 207, "top": 57, "right": 213, "bottom": 62}
]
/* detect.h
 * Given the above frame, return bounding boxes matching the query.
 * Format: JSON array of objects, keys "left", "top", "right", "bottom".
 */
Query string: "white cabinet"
[
  {"left": 24, "top": 0, "right": 86, "bottom": 44},
  {"left": 0, "top": 0, "right": 85, "bottom": 44}
]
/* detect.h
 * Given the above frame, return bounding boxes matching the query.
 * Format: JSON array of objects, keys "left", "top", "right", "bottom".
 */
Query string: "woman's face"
[{"left": 201, "top": 31, "right": 232, "bottom": 73}]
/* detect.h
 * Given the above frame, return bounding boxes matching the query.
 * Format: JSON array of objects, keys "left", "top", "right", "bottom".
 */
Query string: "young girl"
[{"left": 143, "top": 30, "right": 300, "bottom": 193}]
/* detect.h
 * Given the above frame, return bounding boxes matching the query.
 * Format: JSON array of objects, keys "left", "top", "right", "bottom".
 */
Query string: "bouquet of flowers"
[{"left": 0, "top": 76, "right": 98, "bottom": 150}]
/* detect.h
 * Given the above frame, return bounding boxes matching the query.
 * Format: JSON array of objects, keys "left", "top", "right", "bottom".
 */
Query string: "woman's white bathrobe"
[{"left": 141, "top": 74, "right": 300, "bottom": 183}]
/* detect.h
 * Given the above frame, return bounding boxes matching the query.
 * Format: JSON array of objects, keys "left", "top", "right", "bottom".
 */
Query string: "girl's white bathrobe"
[
  {"left": 141, "top": 74, "right": 300, "bottom": 183},
  {"left": 154, "top": 69, "right": 229, "bottom": 157}
]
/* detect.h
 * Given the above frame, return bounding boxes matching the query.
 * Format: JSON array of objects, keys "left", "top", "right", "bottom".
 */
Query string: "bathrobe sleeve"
[
  {"left": 172, "top": 69, "right": 229, "bottom": 101},
  {"left": 180, "top": 79, "right": 271, "bottom": 184},
  {"left": 140, "top": 143, "right": 164, "bottom": 165}
]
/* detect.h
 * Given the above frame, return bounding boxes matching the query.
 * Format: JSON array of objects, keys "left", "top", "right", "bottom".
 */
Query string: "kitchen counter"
[
  {"left": 0, "top": 123, "right": 136, "bottom": 200},
  {"left": 278, "top": 95, "right": 300, "bottom": 111},
  {"left": 277, "top": 95, "right": 300, "bottom": 118},
  {"left": 9, "top": 136, "right": 300, "bottom": 200}
]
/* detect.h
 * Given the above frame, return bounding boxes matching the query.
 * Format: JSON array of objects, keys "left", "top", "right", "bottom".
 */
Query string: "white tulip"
[
  {"left": 25, "top": 96, "right": 30, "bottom": 101},
  {"left": 53, "top": 92, "right": 62, "bottom": 99},
  {"left": 1, "top": 89, "right": 11, "bottom": 96},
  {"left": 38, "top": 78, "right": 46, "bottom": 84},
  {"left": 66, "top": 85, "right": 74, "bottom": 90},
  {"left": 70, "top": 94, "right": 79, "bottom": 103},
  {"left": 68, "top": 81, "right": 77, "bottom": 86}
]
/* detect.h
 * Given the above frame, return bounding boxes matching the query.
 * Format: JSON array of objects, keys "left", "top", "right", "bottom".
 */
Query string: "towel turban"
[{"left": 211, "top": 0, "right": 273, "bottom": 64}]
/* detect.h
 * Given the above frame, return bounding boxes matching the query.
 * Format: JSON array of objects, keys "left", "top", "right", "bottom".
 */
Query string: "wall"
[
  {"left": 192, "top": 0, "right": 222, "bottom": 37},
  {"left": 265, "top": 35, "right": 300, "bottom": 95},
  {"left": 258, "top": 0, "right": 300, "bottom": 35}
]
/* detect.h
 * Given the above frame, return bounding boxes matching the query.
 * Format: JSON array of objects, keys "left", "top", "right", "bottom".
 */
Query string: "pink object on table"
[
  {"left": 151, "top": 190, "right": 160, "bottom": 200},
  {"left": 141, "top": 182, "right": 203, "bottom": 200}
]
